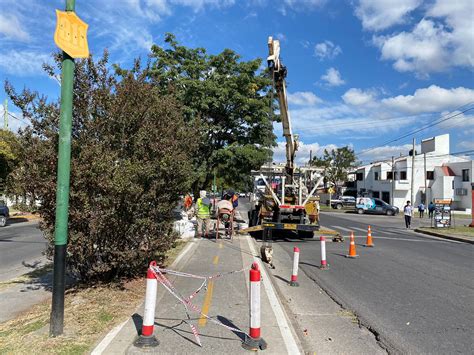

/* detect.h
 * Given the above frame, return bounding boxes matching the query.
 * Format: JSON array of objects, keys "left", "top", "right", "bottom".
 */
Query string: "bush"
[{"left": 6, "top": 53, "right": 196, "bottom": 282}]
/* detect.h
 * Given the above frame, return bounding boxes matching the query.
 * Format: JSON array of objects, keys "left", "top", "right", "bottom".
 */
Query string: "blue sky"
[{"left": 1, "top": 0, "right": 473, "bottom": 164}]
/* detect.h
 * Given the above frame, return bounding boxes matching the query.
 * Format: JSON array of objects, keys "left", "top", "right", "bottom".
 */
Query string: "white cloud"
[
  {"left": 342, "top": 88, "right": 376, "bottom": 106},
  {"left": 171, "top": 0, "right": 235, "bottom": 12},
  {"left": 0, "top": 14, "right": 30, "bottom": 42},
  {"left": 287, "top": 91, "right": 323, "bottom": 106},
  {"left": 436, "top": 111, "right": 474, "bottom": 130},
  {"left": 369, "top": 1, "right": 473, "bottom": 76},
  {"left": 358, "top": 143, "right": 419, "bottom": 162},
  {"left": 320, "top": 67, "right": 345, "bottom": 86},
  {"left": 0, "top": 105, "right": 29, "bottom": 133},
  {"left": 381, "top": 85, "right": 474, "bottom": 114},
  {"left": 272, "top": 141, "right": 337, "bottom": 164},
  {"left": 0, "top": 50, "right": 50, "bottom": 76},
  {"left": 457, "top": 140, "right": 474, "bottom": 150},
  {"left": 354, "top": 0, "right": 422, "bottom": 31},
  {"left": 314, "top": 40, "right": 342, "bottom": 60}
]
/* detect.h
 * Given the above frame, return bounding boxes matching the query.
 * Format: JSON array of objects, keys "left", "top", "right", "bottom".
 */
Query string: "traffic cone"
[
  {"left": 346, "top": 232, "right": 359, "bottom": 258},
  {"left": 364, "top": 225, "right": 374, "bottom": 247}
]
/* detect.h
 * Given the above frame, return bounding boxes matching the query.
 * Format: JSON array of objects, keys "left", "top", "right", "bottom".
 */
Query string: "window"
[
  {"left": 386, "top": 171, "right": 393, "bottom": 179},
  {"left": 374, "top": 172, "right": 379, "bottom": 180},
  {"left": 426, "top": 171, "right": 434, "bottom": 180},
  {"left": 374, "top": 199, "right": 383, "bottom": 206},
  {"left": 462, "top": 169, "right": 469, "bottom": 182},
  {"left": 400, "top": 171, "right": 407, "bottom": 180},
  {"left": 356, "top": 173, "right": 364, "bottom": 181},
  {"left": 372, "top": 191, "right": 380, "bottom": 198}
]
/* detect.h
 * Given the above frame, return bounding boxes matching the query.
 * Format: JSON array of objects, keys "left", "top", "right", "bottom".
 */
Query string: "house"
[{"left": 354, "top": 134, "right": 473, "bottom": 211}]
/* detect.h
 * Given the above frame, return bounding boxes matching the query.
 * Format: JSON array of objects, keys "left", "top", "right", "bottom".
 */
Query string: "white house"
[{"left": 354, "top": 134, "right": 473, "bottom": 211}]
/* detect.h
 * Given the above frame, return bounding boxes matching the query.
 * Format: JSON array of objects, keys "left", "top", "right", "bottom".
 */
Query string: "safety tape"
[{"left": 149, "top": 265, "right": 250, "bottom": 346}]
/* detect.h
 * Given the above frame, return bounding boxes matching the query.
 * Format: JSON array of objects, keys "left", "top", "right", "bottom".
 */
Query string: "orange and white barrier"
[
  {"left": 365, "top": 225, "right": 374, "bottom": 247},
  {"left": 346, "top": 232, "right": 359, "bottom": 258},
  {"left": 290, "top": 247, "right": 300, "bottom": 287},
  {"left": 320, "top": 236, "right": 329, "bottom": 270},
  {"left": 242, "top": 262, "right": 267, "bottom": 350},
  {"left": 134, "top": 261, "right": 160, "bottom": 348}
]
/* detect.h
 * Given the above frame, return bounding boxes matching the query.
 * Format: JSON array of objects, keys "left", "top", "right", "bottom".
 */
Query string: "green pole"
[{"left": 50, "top": 0, "right": 76, "bottom": 337}]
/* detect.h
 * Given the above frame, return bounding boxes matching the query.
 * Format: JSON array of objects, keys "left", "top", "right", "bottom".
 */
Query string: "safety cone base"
[
  {"left": 242, "top": 336, "right": 267, "bottom": 351},
  {"left": 364, "top": 244, "right": 374, "bottom": 247},
  {"left": 289, "top": 280, "right": 299, "bottom": 287},
  {"left": 133, "top": 334, "right": 159, "bottom": 348},
  {"left": 319, "top": 265, "right": 329, "bottom": 270},
  {"left": 345, "top": 254, "right": 359, "bottom": 258}
]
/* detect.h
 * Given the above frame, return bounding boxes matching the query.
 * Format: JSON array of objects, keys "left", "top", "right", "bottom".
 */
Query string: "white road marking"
[
  {"left": 352, "top": 227, "right": 367, "bottom": 232},
  {"left": 330, "top": 225, "right": 352, "bottom": 232},
  {"left": 90, "top": 320, "right": 128, "bottom": 355},
  {"left": 246, "top": 237, "right": 301, "bottom": 355}
]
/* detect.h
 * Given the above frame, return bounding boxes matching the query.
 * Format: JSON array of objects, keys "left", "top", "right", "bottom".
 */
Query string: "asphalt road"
[
  {"left": 274, "top": 210, "right": 473, "bottom": 354},
  {"left": 0, "top": 221, "right": 47, "bottom": 282}
]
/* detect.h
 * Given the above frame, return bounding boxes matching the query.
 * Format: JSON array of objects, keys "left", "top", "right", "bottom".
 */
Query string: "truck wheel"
[
  {"left": 297, "top": 231, "right": 314, "bottom": 238},
  {"left": 357, "top": 208, "right": 364, "bottom": 215},
  {"left": 336, "top": 204, "right": 343, "bottom": 210},
  {"left": 0, "top": 216, "right": 6, "bottom": 227}
]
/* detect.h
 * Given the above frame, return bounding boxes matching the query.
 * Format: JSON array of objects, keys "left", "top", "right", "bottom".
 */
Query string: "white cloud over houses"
[
  {"left": 381, "top": 85, "right": 474, "bottom": 114},
  {"left": 287, "top": 91, "right": 323, "bottom": 106},
  {"left": 357, "top": 143, "right": 420, "bottom": 163},
  {"left": 342, "top": 88, "right": 376, "bottom": 106},
  {"left": 272, "top": 141, "right": 338, "bottom": 164},
  {"left": 354, "top": 0, "right": 422, "bottom": 31},
  {"left": 320, "top": 67, "right": 345, "bottom": 86},
  {"left": 314, "top": 40, "right": 342, "bottom": 60}
]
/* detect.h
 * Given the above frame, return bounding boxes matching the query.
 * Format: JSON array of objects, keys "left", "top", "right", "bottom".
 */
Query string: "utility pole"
[
  {"left": 3, "top": 99, "right": 7, "bottom": 130},
  {"left": 424, "top": 153, "right": 427, "bottom": 204},
  {"left": 411, "top": 138, "right": 416, "bottom": 204},
  {"left": 391, "top": 156, "right": 394, "bottom": 206},
  {"left": 50, "top": 0, "right": 76, "bottom": 337}
]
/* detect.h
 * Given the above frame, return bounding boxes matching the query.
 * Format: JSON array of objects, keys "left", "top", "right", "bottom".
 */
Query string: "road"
[
  {"left": 274, "top": 210, "right": 473, "bottom": 354},
  {"left": 0, "top": 221, "right": 47, "bottom": 282}
]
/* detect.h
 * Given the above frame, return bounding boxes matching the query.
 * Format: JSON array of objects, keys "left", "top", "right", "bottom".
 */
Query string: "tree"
[
  {"left": 5, "top": 52, "right": 196, "bottom": 282},
  {"left": 311, "top": 146, "right": 356, "bottom": 191},
  {"left": 0, "top": 129, "right": 21, "bottom": 192},
  {"left": 137, "top": 33, "right": 276, "bottom": 193}
]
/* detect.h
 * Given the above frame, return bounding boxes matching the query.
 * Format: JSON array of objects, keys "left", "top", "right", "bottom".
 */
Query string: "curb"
[{"left": 414, "top": 228, "right": 474, "bottom": 244}]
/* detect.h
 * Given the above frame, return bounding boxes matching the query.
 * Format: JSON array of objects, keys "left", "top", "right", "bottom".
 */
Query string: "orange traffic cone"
[
  {"left": 364, "top": 225, "right": 374, "bottom": 247},
  {"left": 346, "top": 232, "right": 359, "bottom": 258}
]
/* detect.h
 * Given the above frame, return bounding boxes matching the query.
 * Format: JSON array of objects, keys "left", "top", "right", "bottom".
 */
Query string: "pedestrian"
[
  {"left": 184, "top": 193, "right": 193, "bottom": 211},
  {"left": 196, "top": 190, "right": 211, "bottom": 238},
  {"left": 428, "top": 200, "right": 435, "bottom": 219},
  {"left": 417, "top": 202, "right": 425, "bottom": 218},
  {"left": 404, "top": 201, "right": 413, "bottom": 229}
]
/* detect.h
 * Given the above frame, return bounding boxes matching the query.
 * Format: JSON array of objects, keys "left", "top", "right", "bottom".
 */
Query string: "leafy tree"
[
  {"left": 311, "top": 146, "right": 356, "bottom": 191},
  {"left": 5, "top": 53, "right": 196, "bottom": 282},
  {"left": 138, "top": 33, "right": 276, "bottom": 194},
  {"left": 0, "top": 129, "right": 21, "bottom": 192}
]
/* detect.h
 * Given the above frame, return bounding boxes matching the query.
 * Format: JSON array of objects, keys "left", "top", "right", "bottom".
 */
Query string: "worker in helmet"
[{"left": 196, "top": 190, "right": 212, "bottom": 238}]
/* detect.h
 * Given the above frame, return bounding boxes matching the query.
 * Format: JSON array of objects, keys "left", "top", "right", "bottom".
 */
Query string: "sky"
[{"left": 0, "top": 0, "right": 473, "bottom": 164}]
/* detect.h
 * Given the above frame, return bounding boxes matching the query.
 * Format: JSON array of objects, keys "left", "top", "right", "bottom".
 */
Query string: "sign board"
[
  {"left": 433, "top": 199, "right": 451, "bottom": 228},
  {"left": 54, "top": 10, "right": 89, "bottom": 58},
  {"left": 328, "top": 187, "right": 335, "bottom": 194}
]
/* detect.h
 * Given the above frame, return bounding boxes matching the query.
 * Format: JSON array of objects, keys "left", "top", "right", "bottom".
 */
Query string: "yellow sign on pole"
[
  {"left": 328, "top": 187, "right": 335, "bottom": 194},
  {"left": 54, "top": 10, "right": 89, "bottom": 58}
]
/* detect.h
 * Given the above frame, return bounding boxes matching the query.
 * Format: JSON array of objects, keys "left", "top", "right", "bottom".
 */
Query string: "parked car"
[
  {"left": 331, "top": 196, "right": 356, "bottom": 210},
  {"left": 356, "top": 197, "right": 399, "bottom": 216},
  {"left": 0, "top": 201, "right": 9, "bottom": 227}
]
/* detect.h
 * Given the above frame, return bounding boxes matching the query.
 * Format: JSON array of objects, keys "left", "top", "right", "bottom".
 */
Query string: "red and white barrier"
[
  {"left": 242, "top": 262, "right": 267, "bottom": 350},
  {"left": 320, "top": 236, "right": 329, "bottom": 270},
  {"left": 290, "top": 246, "right": 300, "bottom": 287},
  {"left": 134, "top": 261, "right": 159, "bottom": 348}
]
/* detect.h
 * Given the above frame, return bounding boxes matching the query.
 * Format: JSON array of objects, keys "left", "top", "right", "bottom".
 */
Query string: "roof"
[{"left": 441, "top": 166, "right": 456, "bottom": 176}]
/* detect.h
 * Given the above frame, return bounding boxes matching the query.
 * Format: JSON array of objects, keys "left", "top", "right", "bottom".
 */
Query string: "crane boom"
[{"left": 267, "top": 36, "right": 298, "bottom": 181}]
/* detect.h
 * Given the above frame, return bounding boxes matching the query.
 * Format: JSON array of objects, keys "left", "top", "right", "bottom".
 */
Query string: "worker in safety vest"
[{"left": 196, "top": 190, "right": 212, "bottom": 238}]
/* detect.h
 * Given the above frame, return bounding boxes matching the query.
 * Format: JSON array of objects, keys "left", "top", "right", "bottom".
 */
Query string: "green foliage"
[
  {"left": 5, "top": 52, "right": 196, "bottom": 282},
  {"left": 143, "top": 33, "right": 276, "bottom": 192},
  {"left": 0, "top": 129, "right": 21, "bottom": 191},
  {"left": 311, "top": 146, "right": 356, "bottom": 188}
]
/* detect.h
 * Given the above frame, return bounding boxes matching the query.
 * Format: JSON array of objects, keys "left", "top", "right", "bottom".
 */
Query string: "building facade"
[{"left": 354, "top": 134, "right": 473, "bottom": 211}]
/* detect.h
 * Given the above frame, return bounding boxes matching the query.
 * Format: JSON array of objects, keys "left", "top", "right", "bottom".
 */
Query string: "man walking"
[
  {"left": 404, "top": 201, "right": 413, "bottom": 229},
  {"left": 196, "top": 190, "right": 212, "bottom": 238},
  {"left": 428, "top": 200, "right": 435, "bottom": 219},
  {"left": 418, "top": 202, "right": 425, "bottom": 218}
]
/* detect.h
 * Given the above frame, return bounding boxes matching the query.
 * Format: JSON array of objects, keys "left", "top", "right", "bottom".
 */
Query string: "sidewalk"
[{"left": 95, "top": 234, "right": 297, "bottom": 354}]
